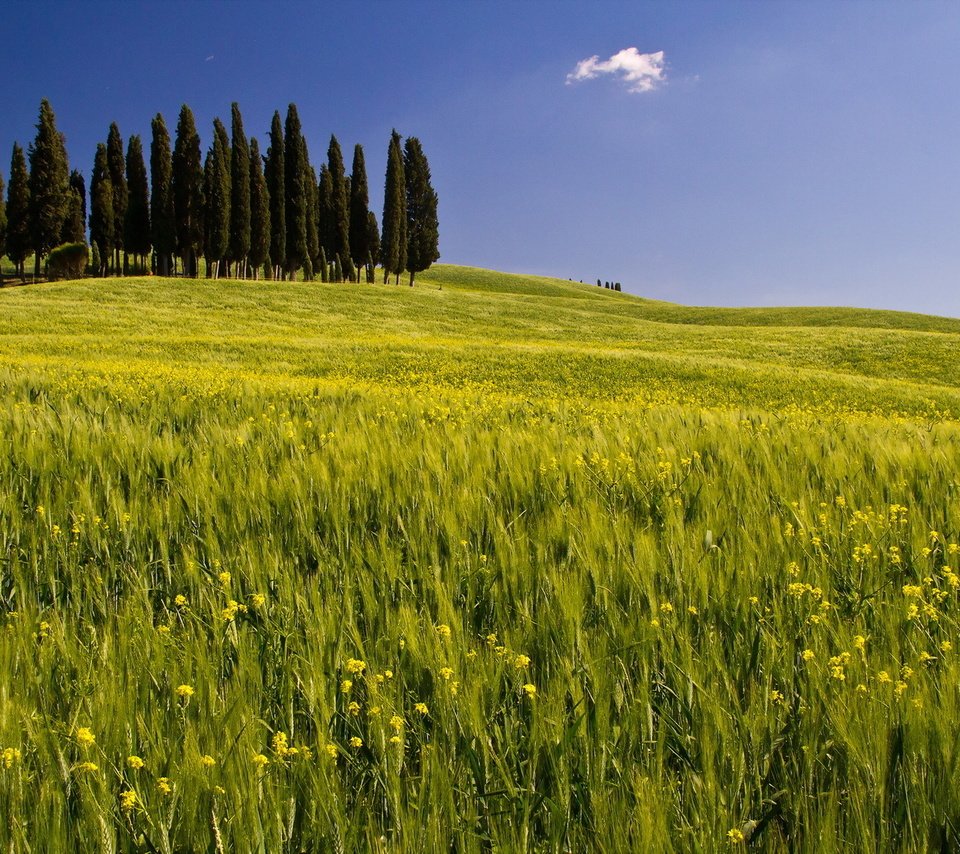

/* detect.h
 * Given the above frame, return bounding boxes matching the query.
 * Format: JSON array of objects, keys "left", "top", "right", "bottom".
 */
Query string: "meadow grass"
[{"left": 1, "top": 267, "right": 959, "bottom": 851}]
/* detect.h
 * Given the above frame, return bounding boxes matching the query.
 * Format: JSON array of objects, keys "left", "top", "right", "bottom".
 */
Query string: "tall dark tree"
[
  {"left": 124, "top": 135, "right": 151, "bottom": 271},
  {"left": 366, "top": 211, "right": 380, "bottom": 283},
  {"left": 0, "top": 172, "right": 6, "bottom": 283},
  {"left": 68, "top": 170, "right": 87, "bottom": 235},
  {"left": 106, "top": 122, "right": 128, "bottom": 274},
  {"left": 203, "top": 119, "right": 231, "bottom": 279},
  {"left": 28, "top": 99, "right": 70, "bottom": 279},
  {"left": 150, "top": 113, "right": 175, "bottom": 276},
  {"left": 6, "top": 144, "right": 31, "bottom": 281},
  {"left": 348, "top": 144, "right": 370, "bottom": 282},
  {"left": 304, "top": 154, "right": 319, "bottom": 280},
  {"left": 403, "top": 136, "right": 440, "bottom": 286},
  {"left": 283, "top": 104, "right": 307, "bottom": 278},
  {"left": 327, "top": 135, "right": 354, "bottom": 282},
  {"left": 265, "top": 111, "right": 285, "bottom": 279},
  {"left": 89, "top": 143, "right": 114, "bottom": 277},
  {"left": 228, "top": 103, "right": 251, "bottom": 278},
  {"left": 381, "top": 129, "right": 406, "bottom": 284},
  {"left": 61, "top": 186, "right": 85, "bottom": 244},
  {"left": 317, "top": 163, "right": 334, "bottom": 261},
  {"left": 172, "top": 105, "right": 204, "bottom": 277},
  {"left": 248, "top": 138, "right": 270, "bottom": 280}
]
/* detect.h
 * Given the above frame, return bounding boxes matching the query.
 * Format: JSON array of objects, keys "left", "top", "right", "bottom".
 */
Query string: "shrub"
[{"left": 47, "top": 242, "right": 88, "bottom": 281}]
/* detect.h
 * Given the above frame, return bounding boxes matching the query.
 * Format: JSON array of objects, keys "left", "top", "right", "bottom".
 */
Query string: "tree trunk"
[
  {"left": 409, "top": 270, "right": 415, "bottom": 287},
  {"left": 34, "top": 253, "right": 41, "bottom": 280}
]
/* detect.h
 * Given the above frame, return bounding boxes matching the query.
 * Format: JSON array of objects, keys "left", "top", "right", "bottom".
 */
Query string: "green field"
[{"left": 1, "top": 265, "right": 959, "bottom": 851}]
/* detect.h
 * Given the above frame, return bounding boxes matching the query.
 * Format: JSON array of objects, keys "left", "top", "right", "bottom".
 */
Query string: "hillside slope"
[{"left": 1, "top": 263, "right": 958, "bottom": 417}]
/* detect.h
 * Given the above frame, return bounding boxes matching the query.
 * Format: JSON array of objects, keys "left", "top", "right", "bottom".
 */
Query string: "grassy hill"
[
  {"left": 1, "top": 263, "right": 960, "bottom": 417},
  {"left": 1, "top": 266, "right": 959, "bottom": 851}
]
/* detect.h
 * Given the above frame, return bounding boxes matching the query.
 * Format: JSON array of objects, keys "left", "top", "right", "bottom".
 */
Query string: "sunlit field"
[{"left": 2, "top": 266, "right": 960, "bottom": 851}]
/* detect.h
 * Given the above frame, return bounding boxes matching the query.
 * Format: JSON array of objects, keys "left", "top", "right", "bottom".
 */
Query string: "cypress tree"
[
  {"left": 28, "top": 99, "right": 70, "bottom": 279},
  {"left": 327, "top": 135, "right": 354, "bottom": 282},
  {"left": 172, "top": 105, "right": 204, "bottom": 277},
  {"left": 228, "top": 103, "right": 251, "bottom": 278},
  {"left": 317, "top": 164, "right": 335, "bottom": 260},
  {"left": 248, "top": 137, "right": 270, "bottom": 280},
  {"left": 61, "top": 187, "right": 85, "bottom": 245},
  {"left": 124, "top": 136, "right": 150, "bottom": 272},
  {"left": 69, "top": 170, "right": 86, "bottom": 236},
  {"left": 403, "top": 136, "right": 439, "bottom": 286},
  {"left": 305, "top": 157, "right": 319, "bottom": 280},
  {"left": 381, "top": 130, "right": 406, "bottom": 283},
  {"left": 203, "top": 119, "right": 231, "bottom": 279},
  {"left": 0, "top": 172, "right": 5, "bottom": 283},
  {"left": 318, "top": 246, "right": 327, "bottom": 282},
  {"left": 214, "top": 120, "right": 231, "bottom": 273},
  {"left": 366, "top": 211, "right": 380, "bottom": 283},
  {"left": 265, "top": 111, "right": 285, "bottom": 279},
  {"left": 283, "top": 104, "right": 307, "bottom": 278},
  {"left": 106, "top": 122, "right": 127, "bottom": 274},
  {"left": 6, "top": 144, "right": 31, "bottom": 282},
  {"left": 349, "top": 143, "right": 370, "bottom": 282},
  {"left": 90, "top": 143, "right": 114, "bottom": 277},
  {"left": 150, "top": 114, "right": 175, "bottom": 276}
]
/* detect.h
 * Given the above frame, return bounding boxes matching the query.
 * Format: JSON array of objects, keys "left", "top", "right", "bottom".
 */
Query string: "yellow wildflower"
[
  {"left": 127, "top": 755, "right": 144, "bottom": 770},
  {"left": 200, "top": 754, "right": 215, "bottom": 768},
  {"left": 75, "top": 727, "right": 96, "bottom": 749},
  {"left": 349, "top": 737, "right": 363, "bottom": 748},
  {"left": 120, "top": 790, "right": 138, "bottom": 813},
  {"left": 176, "top": 684, "right": 194, "bottom": 699},
  {"left": 414, "top": 702, "right": 429, "bottom": 715},
  {"left": 523, "top": 683, "right": 537, "bottom": 698}
]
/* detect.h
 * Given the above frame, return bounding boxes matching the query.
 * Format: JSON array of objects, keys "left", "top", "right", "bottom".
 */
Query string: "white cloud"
[{"left": 566, "top": 47, "right": 666, "bottom": 93}]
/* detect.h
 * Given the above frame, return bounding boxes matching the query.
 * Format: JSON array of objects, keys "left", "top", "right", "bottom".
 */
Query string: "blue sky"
[{"left": 2, "top": 1, "right": 959, "bottom": 315}]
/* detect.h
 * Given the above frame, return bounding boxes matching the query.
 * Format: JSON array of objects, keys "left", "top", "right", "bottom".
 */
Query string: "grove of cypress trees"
[
  {"left": 150, "top": 114, "right": 175, "bottom": 276},
  {"left": 90, "top": 143, "right": 114, "bottom": 277},
  {"left": 380, "top": 129, "right": 406, "bottom": 284},
  {"left": 349, "top": 143, "right": 370, "bottom": 282},
  {"left": 203, "top": 119, "right": 231, "bottom": 279},
  {"left": 106, "top": 123, "right": 128, "bottom": 274},
  {"left": 172, "top": 105, "right": 204, "bottom": 277},
  {"left": 28, "top": 99, "right": 70, "bottom": 279},
  {"left": 366, "top": 211, "right": 380, "bottom": 283},
  {"left": 6, "top": 144, "right": 31, "bottom": 281},
  {"left": 124, "top": 135, "right": 151, "bottom": 272},
  {"left": 265, "top": 111, "right": 285, "bottom": 279},
  {"left": 327, "top": 135, "right": 354, "bottom": 282},
  {"left": 403, "top": 136, "right": 439, "bottom": 286},
  {"left": 248, "top": 137, "right": 270, "bottom": 280},
  {"left": 283, "top": 104, "right": 307, "bottom": 279},
  {"left": 228, "top": 103, "right": 251, "bottom": 278}
]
